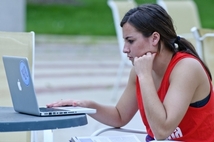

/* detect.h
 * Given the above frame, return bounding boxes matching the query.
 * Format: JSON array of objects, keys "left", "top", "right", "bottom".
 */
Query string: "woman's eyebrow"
[{"left": 125, "top": 36, "right": 132, "bottom": 40}]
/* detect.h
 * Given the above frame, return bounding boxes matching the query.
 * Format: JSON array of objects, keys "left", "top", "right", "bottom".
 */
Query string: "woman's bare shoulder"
[
  {"left": 169, "top": 57, "right": 208, "bottom": 98},
  {"left": 173, "top": 57, "right": 206, "bottom": 76}
]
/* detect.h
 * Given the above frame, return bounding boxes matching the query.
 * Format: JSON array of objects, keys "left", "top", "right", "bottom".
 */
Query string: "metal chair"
[
  {"left": 90, "top": 127, "right": 176, "bottom": 141},
  {"left": 191, "top": 27, "right": 214, "bottom": 80},
  {"left": 108, "top": 0, "right": 137, "bottom": 101},
  {"left": 157, "top": 0, "right": 201, "bottom": 47},
  {"left": 0, "top": 31, "right": 35, "bottom": 142},
  {"left": 91, "top": 127, "right": 147, "bottom": 136}
]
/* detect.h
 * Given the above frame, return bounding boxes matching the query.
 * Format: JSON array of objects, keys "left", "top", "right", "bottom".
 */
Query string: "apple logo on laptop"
[{"left": 17, "top": 79, "right": 22, "bottom": 91}]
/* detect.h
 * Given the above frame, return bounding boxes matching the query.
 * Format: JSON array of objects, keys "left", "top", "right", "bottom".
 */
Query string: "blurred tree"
[{"left": 27, "top": 0, "right": 83, "bottom": 5}]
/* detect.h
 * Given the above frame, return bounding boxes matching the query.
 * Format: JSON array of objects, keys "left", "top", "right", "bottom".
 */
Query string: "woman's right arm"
[{"left": 47, "top": 67, "right": 138, "bottom": 127}]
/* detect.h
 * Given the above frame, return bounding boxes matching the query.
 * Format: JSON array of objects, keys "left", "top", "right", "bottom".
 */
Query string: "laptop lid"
[
  {"left": 3, "top": 55, "right": 42, "bottom": 115},
  {"left": 2, "top": 55, "right": 96, "bottom": 116}
]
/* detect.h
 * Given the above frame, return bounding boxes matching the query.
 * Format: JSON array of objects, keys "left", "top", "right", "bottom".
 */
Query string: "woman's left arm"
[{"left": 135, "top": 55, "right": 203, "bottom": 140}]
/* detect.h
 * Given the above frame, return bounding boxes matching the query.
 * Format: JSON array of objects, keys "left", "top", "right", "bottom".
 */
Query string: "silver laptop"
[{"left": 2, "top": 55, "right": 96, "bottom": 116}]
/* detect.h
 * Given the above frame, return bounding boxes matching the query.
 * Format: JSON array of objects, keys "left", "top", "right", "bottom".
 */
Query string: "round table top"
[{"left": 0, "top": 107, "right": 88, "bottom": 132}]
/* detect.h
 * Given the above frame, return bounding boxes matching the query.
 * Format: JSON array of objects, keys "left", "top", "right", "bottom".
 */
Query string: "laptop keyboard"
[{"left": 39, "top": 107, "right": 65, "bottom": 112}]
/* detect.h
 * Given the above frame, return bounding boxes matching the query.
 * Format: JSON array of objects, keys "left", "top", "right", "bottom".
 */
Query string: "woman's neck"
[{"left": 152, "top": 48, "right": 174, "bottom": 78}]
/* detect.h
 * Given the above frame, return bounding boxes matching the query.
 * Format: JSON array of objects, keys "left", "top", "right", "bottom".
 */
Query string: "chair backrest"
[
  {"left": 108, "top": 0, "right": 137, "bottom": 65},
  {"left": 157, "top": 0, "right": 201, "bottom": 47},
  {"left": 191, "top": 27, "right": 214, "bottom": 80},
  {"left": 0, "top": 31, "right": 34, "bottom": 142},
  {"left": 157, "top": 0, "right": 201, "bottom": 34},
  {"left": 0, "top": 31, "right": 35, "bottom": 106}
]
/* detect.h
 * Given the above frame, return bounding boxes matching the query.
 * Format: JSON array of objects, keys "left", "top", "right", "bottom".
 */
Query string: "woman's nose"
[{"left": 123, "top": 44, "right": 130, "bottom": 53}]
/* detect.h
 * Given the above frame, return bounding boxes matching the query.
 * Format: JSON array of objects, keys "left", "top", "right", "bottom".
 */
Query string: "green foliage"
[
  {"left": 136, "top": 0, "right": 155, "bottom": 4},
  {"left": 26, "top": 0, "right": 214, "bottom": 35},
  {"left": 194, "top": 0, "right": 214, "bottom": 29},
  {"left": 27, "top": 0, "right": 116, "bottom": 35}
]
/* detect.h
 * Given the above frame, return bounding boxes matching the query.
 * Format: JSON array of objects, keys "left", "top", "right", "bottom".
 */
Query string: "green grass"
[
  {"left": 27, "top": 0, "right": 115, "bottom": 35},
  {"left": 194, "top": 0, "right": 214, "bottom": 29},
  {"left": 26, "top": 0, "right": 214, "bottom": 35}
]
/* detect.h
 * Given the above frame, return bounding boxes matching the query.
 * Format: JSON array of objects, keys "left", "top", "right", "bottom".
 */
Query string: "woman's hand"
[
  {"left": 134, "top": 52, "right": 156, "bottom": 78},
  {"left": 46, "top": 99, "right": 90, "bottom": 108}
]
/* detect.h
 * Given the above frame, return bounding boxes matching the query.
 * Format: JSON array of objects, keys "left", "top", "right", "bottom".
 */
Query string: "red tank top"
[{"left": 136, "top": 52, "right": 214, "bottom": 141}]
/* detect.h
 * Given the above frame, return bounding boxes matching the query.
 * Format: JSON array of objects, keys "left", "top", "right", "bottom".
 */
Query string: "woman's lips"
[{"left": 128, "top": 56, "right": 133, "bottom": 60}]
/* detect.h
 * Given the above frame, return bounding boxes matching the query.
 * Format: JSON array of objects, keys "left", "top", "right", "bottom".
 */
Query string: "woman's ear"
[{"left": 151, "top": 32, "right": 160, "bottom": 46}]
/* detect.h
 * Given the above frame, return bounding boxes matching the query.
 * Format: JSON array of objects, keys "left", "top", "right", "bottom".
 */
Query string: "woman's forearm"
[{"left": 87, "top": 101, "right": 126, "bottom": 127}]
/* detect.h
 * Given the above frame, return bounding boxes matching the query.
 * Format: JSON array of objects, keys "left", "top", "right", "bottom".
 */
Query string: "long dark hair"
[{"left": 120, "top": 4, "right": 212, "bottom": 80}]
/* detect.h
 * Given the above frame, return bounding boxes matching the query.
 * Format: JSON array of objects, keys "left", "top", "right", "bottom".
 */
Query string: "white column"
[{"left": 0, "top": 0, "right": 26, "bottom": 32}]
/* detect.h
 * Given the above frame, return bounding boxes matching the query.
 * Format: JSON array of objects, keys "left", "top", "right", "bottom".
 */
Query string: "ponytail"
[{"left": 175, "top": 37, "right": 212, "bottom": 80}]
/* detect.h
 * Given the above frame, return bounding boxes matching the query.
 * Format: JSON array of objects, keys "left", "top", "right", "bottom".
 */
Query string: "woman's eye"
[{"left": 128, "top": 40, "right": 134, "bottom": 44}]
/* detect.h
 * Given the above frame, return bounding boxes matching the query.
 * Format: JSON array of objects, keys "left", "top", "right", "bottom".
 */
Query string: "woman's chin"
[{"left": 130, "top": 60, "right": 134, "bottom": 66}]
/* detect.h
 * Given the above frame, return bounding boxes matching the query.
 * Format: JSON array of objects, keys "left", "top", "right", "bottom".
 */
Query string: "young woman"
[{"left": 47, "top": 4, "right": 214, "bottom": 141}]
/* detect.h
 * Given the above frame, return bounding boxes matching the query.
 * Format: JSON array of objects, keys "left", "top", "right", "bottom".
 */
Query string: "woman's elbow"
[
  {"left": 113, "top": 121, "right": 127, "bottom": 128},
  {"left": 112, "top": 118, "right": 130, "bottom": 128},
  {"left": 153, "top": 128, "right": 172, "bottom": 140}
]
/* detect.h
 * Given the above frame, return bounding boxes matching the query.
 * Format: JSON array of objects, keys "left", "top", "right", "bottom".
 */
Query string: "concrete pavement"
[{"left": 33, "top": 35, "right": 146, "bottom": 142}]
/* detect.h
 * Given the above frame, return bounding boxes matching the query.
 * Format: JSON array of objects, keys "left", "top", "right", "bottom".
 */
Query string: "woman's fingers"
[{"left": 46, "top": 99, "right": 75, "bottom": 107}]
